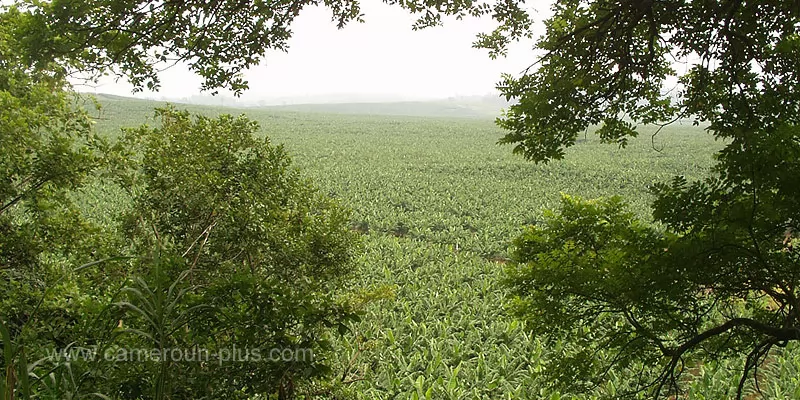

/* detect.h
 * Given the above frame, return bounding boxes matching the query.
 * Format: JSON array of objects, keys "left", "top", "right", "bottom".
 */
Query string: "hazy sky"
[{"left": 87, "top": 2, "right": 545, "bottom": 102}]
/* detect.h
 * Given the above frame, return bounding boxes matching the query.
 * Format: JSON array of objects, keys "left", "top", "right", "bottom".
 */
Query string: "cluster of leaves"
[
  {"left": 112, "top": 107, "right": 360, "bottom": 397},
  {"left": 1, "top": 12, "right": 122, "bottom": 399},
  {"left": 2, "top": 101, "right": 361, "bottom": 399},
  {"left": 502, "top": 0, "right": 800, "bottom": 398}
]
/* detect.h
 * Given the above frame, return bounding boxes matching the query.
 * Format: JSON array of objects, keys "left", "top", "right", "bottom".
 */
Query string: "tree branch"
[{"left": 656, "top": 317, "right": 800, "bottom": 397}]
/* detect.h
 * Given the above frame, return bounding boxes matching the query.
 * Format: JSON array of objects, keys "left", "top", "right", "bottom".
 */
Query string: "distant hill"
[
  {"left": 91, "top": 93, "right": 153, "bottom": 103},
  {"left": 262, "top": 100, "right": 504, "bottom": 119},
  {"left": 83, "top": 93, "right": 510, "bottom": 119}
]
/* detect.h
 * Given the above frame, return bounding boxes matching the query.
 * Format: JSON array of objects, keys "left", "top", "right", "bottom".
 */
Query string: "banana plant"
[{"left": 114, "top": 250, "right": 211, "bottom": 400}]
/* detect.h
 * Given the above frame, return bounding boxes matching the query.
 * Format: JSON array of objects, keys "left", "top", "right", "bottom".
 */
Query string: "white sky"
[{"left": 87, "top": 1, "right": 546, "bottom": 103}]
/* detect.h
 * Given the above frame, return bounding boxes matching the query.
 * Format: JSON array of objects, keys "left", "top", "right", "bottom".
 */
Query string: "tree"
[
  {"left": 1, "top": 8, "right": 128, "bottom": 399},
  {"left": 1, "top": 102, "right": 361, "bottom": 398},
  {"left": 501, "top": 0, "right": 800, "bottom": 398},
  {"left": 110, "top": 107, "right": 359, "bottom": 398},
  {"left": 0, "top": 3, "right": 115, "bottom": 342}
]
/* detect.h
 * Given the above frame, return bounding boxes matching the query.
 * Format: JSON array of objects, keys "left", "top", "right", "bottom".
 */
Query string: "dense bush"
[
  {"left": 113, "top": 107, "right": 360, "bottom": 398},
  {"left": 1, "top": 28, "right": 359, "bottom": 397}
]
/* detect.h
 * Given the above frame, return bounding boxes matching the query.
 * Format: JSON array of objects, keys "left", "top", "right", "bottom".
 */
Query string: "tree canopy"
[{"left": 502, "top": 0, "right": 800, "bottom": 398}]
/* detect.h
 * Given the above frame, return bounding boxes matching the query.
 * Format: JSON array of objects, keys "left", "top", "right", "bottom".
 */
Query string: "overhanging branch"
[{"left": 655, "top": 317, "right": 800, "bottom": 397}]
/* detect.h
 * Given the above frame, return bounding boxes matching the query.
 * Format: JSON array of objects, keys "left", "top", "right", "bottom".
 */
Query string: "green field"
[{"left": 88, "top": 95, "right": 800, "bottom": 399}]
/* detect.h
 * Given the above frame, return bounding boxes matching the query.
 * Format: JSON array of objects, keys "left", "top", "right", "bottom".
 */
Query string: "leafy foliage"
[
  {"left": 114, "top": 107, "right": 360, "bottom": 397},
  {"left": 0, "top": 11, "right": 122, "bottom": 399},
  {"left": 501, "top": 0, "right": 800, "bottom": 398},
  {"left": 2, "top": 101, "right": 361, "bottom": 398}
]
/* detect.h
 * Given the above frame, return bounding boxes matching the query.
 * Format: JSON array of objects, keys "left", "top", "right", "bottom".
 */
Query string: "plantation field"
[{"left": 88, "top": 95, "right": 800, "bottom": 399}]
